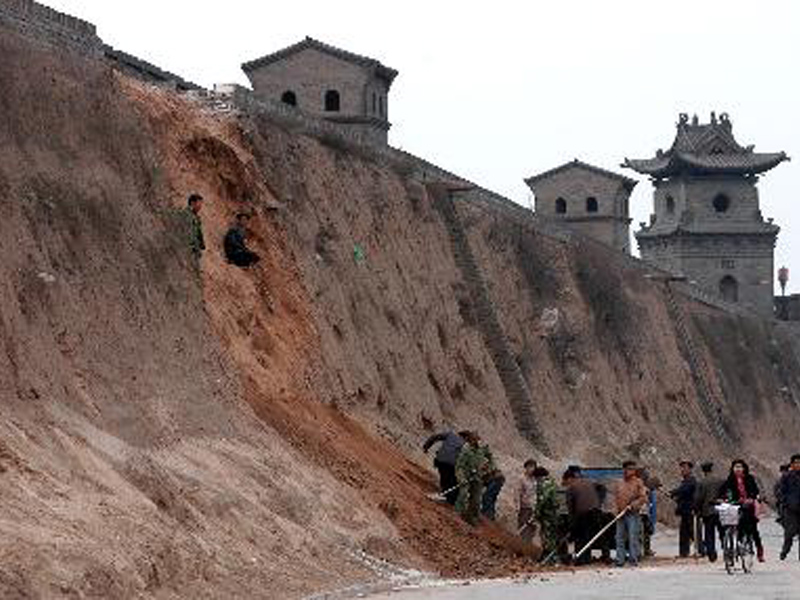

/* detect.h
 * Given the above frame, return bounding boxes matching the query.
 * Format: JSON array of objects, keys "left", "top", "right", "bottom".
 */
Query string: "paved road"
[{"left": 369, "top": 519, "right": 800, "bottom": 600}]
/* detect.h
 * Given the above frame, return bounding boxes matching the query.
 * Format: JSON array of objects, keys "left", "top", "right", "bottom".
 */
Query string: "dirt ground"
[{"left": 365, "top": 519, "right": 800, "bottom": 600}]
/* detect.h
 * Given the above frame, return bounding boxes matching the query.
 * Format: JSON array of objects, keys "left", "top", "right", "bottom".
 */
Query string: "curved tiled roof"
[
  {"left": 242, "top": 36, "right": 398, "bottom": 85},
  {"left": 624, "top": 151, "right": 788, "bottom": 176},
  {"left": 623, "top": 113, "right": 789, "bottom": 177}
]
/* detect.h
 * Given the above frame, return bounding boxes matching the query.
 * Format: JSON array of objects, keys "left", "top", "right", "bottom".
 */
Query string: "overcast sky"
[{"left": 48, "top": 0, "right": 800, "bottom": 292}]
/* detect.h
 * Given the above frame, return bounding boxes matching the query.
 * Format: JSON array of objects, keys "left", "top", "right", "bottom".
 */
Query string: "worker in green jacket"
[
  {"left": 534, "top": 467, "right": 560, "bottom": 559},
  {"left": 183, "top": 193, "right": 206, "bottom": 259},
  {"left": 455, "top": 431, "right": 486, "bottom": 526}
]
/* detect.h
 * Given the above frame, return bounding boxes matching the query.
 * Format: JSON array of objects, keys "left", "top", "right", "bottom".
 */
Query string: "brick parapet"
[{"left": 0, "top": 0, "right": 102, "bottom": 53}]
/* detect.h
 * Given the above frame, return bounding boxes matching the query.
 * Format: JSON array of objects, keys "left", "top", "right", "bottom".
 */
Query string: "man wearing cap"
[
  {"left": 669, "top": 460, "right": 697, "bottom": 558},
  {"left": 694, "top": 461, "right": 723, "bottom": 562}
]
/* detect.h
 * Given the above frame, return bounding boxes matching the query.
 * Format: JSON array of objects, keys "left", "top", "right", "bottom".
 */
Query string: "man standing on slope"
[
  {"left": 455, "top": 431, "right": 486, "bottom": 526},
  {"left": 422, "top": 429, "right": 464, "bottom": 505},
  {"left": 694, "top": 461, "right": 723, "bottom": 562},
  {"left": 614, "top": 460, "right": 648, "bottom": 567},
  {"left": 183, "top": 193, "right": 206, "bottom": 262},
  {"left": 479, "top": 442, "right": 505, "bottom": 521},
  {"left": 670, "top": 460, "right": 697, "bottom": 558},
  {"left": 780, "top": 454, "right": 800, "bottom": 561}
]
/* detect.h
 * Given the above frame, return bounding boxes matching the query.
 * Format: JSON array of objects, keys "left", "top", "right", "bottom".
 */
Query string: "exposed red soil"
[{"left": 125, "top": 72, "right": 542, "bottom": 581}]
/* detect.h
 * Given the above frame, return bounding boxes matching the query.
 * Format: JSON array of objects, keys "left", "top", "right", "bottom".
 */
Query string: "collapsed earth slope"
[{"left": 1, "top": 22, "right": 799, "bottom": 599}]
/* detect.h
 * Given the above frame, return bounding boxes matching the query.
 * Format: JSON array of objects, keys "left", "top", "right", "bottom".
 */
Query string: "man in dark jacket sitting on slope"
[{"left": 224, "top": 212, "right": 260, "bottom": 267}]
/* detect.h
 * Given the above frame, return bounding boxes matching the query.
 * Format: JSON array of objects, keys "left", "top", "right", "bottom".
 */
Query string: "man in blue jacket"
[{"left": 423, "top": 430, "right": 465, "bottom": 505}]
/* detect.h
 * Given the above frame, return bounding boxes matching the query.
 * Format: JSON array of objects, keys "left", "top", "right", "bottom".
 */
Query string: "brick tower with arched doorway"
[{"left": 625, "top": 113, "right": 788, "bottom": 317}]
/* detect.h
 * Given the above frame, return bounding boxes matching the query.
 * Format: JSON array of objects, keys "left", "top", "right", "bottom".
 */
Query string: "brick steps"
[
  {"left": 432, "top": 189, "right": 547, "bottom": 451},
  {"left": 663, "top": 282, "right": 733, "bottom": 446}
]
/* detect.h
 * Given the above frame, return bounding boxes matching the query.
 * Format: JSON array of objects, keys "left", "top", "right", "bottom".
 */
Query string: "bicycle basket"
[{"left": 716, "top": 503, "right": 740, "bottom": 526}]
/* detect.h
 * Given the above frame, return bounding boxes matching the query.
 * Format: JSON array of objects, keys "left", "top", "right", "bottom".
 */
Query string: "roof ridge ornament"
[{"left": 623, "top": 113, "right": 789, "bottom": 177}]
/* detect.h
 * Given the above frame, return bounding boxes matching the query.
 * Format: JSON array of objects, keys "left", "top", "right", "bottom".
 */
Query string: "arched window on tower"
[
  {"left": 713, "top": 193, "right": 730, "bottom": 213},
  {"left": 586, "top": 197, "right": 598, "bottom": 213},
  {"left": 719, "top": 275, "right": 738, "bottom": 303},
  {"left": 665, "top": 195, "right": 675, "bottom": 215},
  {"left": 324, "top": 89, "right": 340, "bottom": 112},
  {"left": 281, "top": 90, "right": 297, "bottom": 107},
  {"left": 555, "top": 197, "right": 567, "bottom": 214}
]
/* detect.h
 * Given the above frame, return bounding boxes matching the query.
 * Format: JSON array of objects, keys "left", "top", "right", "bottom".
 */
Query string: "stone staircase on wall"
[
  {"left": 430, "top": 186, "right": 548, "bottom": 451},
  {"left": 663, "top": 282, "right": 733, "bottom": 446}
]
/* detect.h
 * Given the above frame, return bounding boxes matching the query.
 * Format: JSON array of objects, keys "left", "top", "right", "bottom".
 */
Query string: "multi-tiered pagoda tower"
[{"left": 625, "top": 113, "right": 788, "bottom": 317}]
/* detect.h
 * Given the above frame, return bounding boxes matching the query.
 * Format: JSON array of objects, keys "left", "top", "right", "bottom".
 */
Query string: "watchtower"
[
  {"left": 242, "top": 37, "right": 398, "bottom": 145},
  {"left": 525, "top": 159, "right": 637, "bottom": 253},
  {"left": 624, "top": 113, "right": 789, "bottom": 317}
]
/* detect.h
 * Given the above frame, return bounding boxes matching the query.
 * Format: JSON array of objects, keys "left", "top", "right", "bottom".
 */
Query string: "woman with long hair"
[{"left": 718, "top": 459, "right": 765, "bottom": 562}]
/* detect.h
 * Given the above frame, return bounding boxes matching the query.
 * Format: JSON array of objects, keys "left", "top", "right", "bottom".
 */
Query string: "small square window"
[{"left": 721, "top": 259, "right": 735, "bottom": 269}]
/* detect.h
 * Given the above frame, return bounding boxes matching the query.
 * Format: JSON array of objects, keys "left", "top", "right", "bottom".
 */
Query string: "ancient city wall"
[
  {"left": 0, "top": 0, "right": 101, "bottom": 52},
  {"left": 1, "top": 0, "right": 765, "bottom": 325}
]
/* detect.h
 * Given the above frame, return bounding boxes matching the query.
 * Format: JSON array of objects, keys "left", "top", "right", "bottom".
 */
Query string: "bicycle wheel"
[
  {"left": 722, "top": 527, "right": 735, "bottom": 574},
  {"left": 739, "top": 534, "right": 754, "bottom": 573}
]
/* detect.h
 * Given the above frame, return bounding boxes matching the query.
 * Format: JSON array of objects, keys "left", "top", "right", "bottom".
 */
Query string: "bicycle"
[{"left": 716, "top": 502, "right": 755, "bottom": 574}]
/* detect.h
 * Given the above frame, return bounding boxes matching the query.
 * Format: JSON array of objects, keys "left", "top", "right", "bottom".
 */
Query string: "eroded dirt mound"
[{"left": 0, "top": 26, "right": 548, "bottom": 598}]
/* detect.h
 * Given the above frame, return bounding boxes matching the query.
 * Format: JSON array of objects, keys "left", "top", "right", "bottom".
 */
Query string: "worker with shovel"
[
  {"left": 614, "top": 460, "right": 648, "bottom": 567},
  {"left": 534, "top": 466, "right": 560, "bottom": 558},
  {"left": 455, "top": 431, "right": 486, "bottom": 526},
  {"left": 565, "top": 468, "right": 601, "bottom": 565},
  {"left": 423, "top": 429, "right": 465, "bottom": 505}
]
